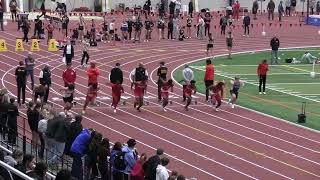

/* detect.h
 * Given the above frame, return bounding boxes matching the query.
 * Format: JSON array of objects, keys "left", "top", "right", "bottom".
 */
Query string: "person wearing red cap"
[
  {"left": 257, "top": 59, "right": 269, "bottom": 94},
  {"left": 62, "top": 63, "right": 76, "bottom": 87}
]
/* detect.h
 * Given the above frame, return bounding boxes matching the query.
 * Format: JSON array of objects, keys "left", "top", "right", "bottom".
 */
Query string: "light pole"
[{"left": 307, "top": 0, "right": 310, "bottom": 25}]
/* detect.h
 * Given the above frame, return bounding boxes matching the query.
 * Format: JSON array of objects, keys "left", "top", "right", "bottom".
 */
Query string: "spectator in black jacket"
[
  {"left": 7, "top": 98, "right": 19, "bottom": 145},
  {"left": 168, "top": 17, "right": 174, "bottom": 40},
  {"left": 143, "top": 148, "right": 164, "bottom": 180},
  {"left": 14, "top": 154, "right": 36, "bottom": 180},
  {"left": 110, "top": 63, "right": 123, "bottom": 84},
  {"left": 48, "top": 112, "right": 70, "bottom": 165},
  {"left": 188, "top": 0, "right": 193, "bottom": 17},
  {"left": 27, "top": 102, "right": 41, "bottom": 150},
  {"left": 39, "top": 65, "right": 51, "bottom": 103},
  {"left": 278, "top": 1, "right": 284, "bottom": 22},
  {"left": 27, "top": 162, "right": 47, "bottom": 180},
  {"left": 270, "top": 35, "right": 280, "bottom": 64},
  {"left": 243, "top": 14, "right": 250, "bottom": 37},
  {"left": 267, "top": 0, "right": 276, "bottom": 20},
  {"left": 65, "top": 115, "right": 83, "bottom": 155},
  {"left": 0, "top": 2, "right": 4, "bottom": 31},
  {"left": 34, "top": 15, "right": 43, "bottom": 39}
]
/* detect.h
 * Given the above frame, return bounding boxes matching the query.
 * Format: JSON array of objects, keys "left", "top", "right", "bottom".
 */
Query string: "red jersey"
[
  {"left": 112, "top": 84, "right": 124, "bottom": 97},
  {"left": 211, "top": 85, "right": 223, "bottom": 97},
  {"left": 184, "top": 84, "right": 195, "bottom": 97},
  {"left": 257, "top": 63, "right": 268, "bottom": 76},
  {"left": 161, "top": 82, "right": 173, "bottom": 98},
  {"left": 204, "top": 64, "right": 214, "bottom": 81},
  {"left": 87, "top": 68, "right": 100, "bottom": 84},
  {"left": 62, "top": 68, "right": 76, "bottom": 84},
  {"left": 233, "top": 3, "right": 240, "bottom": 11},
  {"left": 134, "top": 82, "right": 146, "bottom": 97}
]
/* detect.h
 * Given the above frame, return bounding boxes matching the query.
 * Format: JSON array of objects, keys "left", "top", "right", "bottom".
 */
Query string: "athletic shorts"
[
  {"left": 63, "top": 95, "right": 74, "bottom": 103},
  {"left": 230, "top": 90, "right": 239, "bottom": 98}
]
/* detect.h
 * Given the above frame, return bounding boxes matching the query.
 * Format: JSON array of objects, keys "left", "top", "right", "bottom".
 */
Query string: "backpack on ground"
[{"left": 114, "top": 151, "right": 126, "bottom": 170}]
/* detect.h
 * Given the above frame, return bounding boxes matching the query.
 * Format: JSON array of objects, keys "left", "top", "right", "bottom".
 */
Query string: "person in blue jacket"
[
  {"left": 70, "top": 128, "right": 93, "bottom": 180},
  {"left": 122, "top": 138, "right": 138, "bottom": 180}
]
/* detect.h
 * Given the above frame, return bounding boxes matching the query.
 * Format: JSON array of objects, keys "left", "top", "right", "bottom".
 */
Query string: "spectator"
[
  {"left": 39, "top": 65, "right": 51, "bottom": 103},
  {"left": 22, "top": 17, "right": 30, "bottom": 43},
  {"left": 85, "top": 132, "right": 102, "bottom": 180},
  {"left": 65, "top": 115, "right": 83, "bottom": 156},
  {"left": 175, "top": 0, "right": 181, "bottom": 17},
  {"left": 56, "top": 169, "right": 73, "bottom": 180},
  {"left": 14, "top": 154, "right": 36, "bottom": 180},
  {"left": 34, "top": 15, "right": 43, "bottom": 39},
  {"left": 204, "top": 59, "right": 215, "bottom": 101},
  {"left": 46, "top": 19, "right": 55, "bottom": 44},
  {"left": 243, "top": 13, "right": 250, "bottom": 37},
  {"left": 226, "top": 31, "right": 233, "bottom": 59},
  {"left": 61, "top": 13, "right": 69, "bottom": 37},
  {"left": 131, "top": 153, "right": 147, "bottom": 180},
  {"left": 63, "top": 41, "right": 74, "bottom": 65},
  {"left": 25, "top": 52, "right": 35, "bottom": 90},
  {"left": 110, "top": 63, "right": 123, "bottom": 84},
  {"left": 0, "top": 150, "right": 12, "bottom": 180},
  {"left": 15, "top": 61, "right": 27, "bottom": 105},
  {"left": 38, "top": 108, "right": 52, "bottom": 159},
  {"left": 97, "top": 138, "right": 111, "bottom": 180},
  {"left": 219, "top": 15, "right": 227, "bottom": 35},
  {"left": 143, "top": 148, "right": 164, "bottom": 180},
  {"left": 278, "top": 1, "right": 284, "bottom": 22},
  {"left": 204, "top": 13, "right": 211, "bottom": 37},
  {"left": 232, "top": 1, "right": 240, "bottom": 21},
  {"left": 48, "top": 112, "right": 69, "bottom": 165},
  {"left": 156, "top": 157, "right": 170, "bottom": 180},
  {"left": 257, "top": 59, "right": 269, "bottom": 95},
  {"left": 311, "top": 0, "right": 316, "bottom": 14},
  {"left": 0, "top": 2, "right": 4, "bottom": 31},
  {"left": 173, "top": 16, "right": 179, "bottom": 39},
  {"left": 4, "top": 149, "right": 23, "bottom": 167},
  {"left": 177, "top": 174, "right": 186, "bottom": 180},
  {"left": 317, "top": 1, "right": 320, "bottom": 15},
  {"left": 62, "top": 63, "right": 76, "bottom": 87},
  {"left": 285, "top": 0, "right": 291, "bottom": 16},
  {"left": 27, "top": 102, "right": 41, "bottom": 150},
  {"left": 71, "top": 128, "right": 93, "bottom": 180},
  {"left": 188, "top": 0, "right": 193, "bottom": 17},
  {"left": 252, "top": 0, "right": 259, "bottom": 19},
  {"left": 270, "top": 35, "right": 280, "bottom": 64},
  {"left": 168, "top": 171, "right": 178, "bottom": 180},
  {"left": 133, "top": 17, "right": 143, "bottom": 43},
  {"left": 7, "top": 98, "right": 19, "bottom": 145},
  {"left": 9, "top": 0, "right": 17, "bottom": 22},
  {"left": 267, "top": 0, "right": 276, "bottom": 20},
  {"left": 168, "top": 17, "right": 174, "bottom": 40},
  {"left": 291, "top": 0, "right": 297, "bottom": 16},
  {"left": 169, "top": 0, "right": 176, "bottom": 16},
  {"left": 27, "top": 162, "right": 47, "bottom": 180},
  {"left": 110, "top": 142, "right": 123, "bottom": 180},
  {"left": 197, "top": 15, "right": 204, "bottom": 40},
  {"left": 122, "top": 138, "right": 138, "bottom": 179}
]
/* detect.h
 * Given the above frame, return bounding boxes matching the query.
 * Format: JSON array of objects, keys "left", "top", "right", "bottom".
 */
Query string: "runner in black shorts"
[
  {"left": 60, "top": 84, "right": 75, "bottom": 114},
  {"left": 226, "top": 31, "right": 233, "bottom": 59},
  {"left": 229, "top": 76, "right": 244, "bottom": 109},
  {"left": 186, "top": 15, "right": 192, "bottom": 38},
  {"left": 207, "top": 33, "right": 214, "bottom": 56}
]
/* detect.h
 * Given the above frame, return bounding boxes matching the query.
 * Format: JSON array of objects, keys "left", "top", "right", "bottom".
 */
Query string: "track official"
[
  {"left": 110, "top": 63, "right": 123, "bottom": 84},
  {"left": 15, "top": 61, "right": 27, "bottom": 105}
]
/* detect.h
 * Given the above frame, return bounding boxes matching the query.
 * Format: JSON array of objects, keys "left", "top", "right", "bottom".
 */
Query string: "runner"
[
  {"left": 184, "top": 80, "right": 196, "bottom": 111},
  {"left": 157, "top": 16, "right": 165, "bottom": 41},
  {"left": 82, "top": 84, "right": 99, "bottom": 115},
  {"left": 107, "top": 81, "right": 124, "bottom": 113},
  {"left": 81, "top": 40, "right": 90, "bottom": 67},
  {"left": 206, "top": 33, "right": 214, "bottom": 56},
  {"left": 60, "top": 84, "right": 75, "bottom": 114},
  {"left": 86, "top": 62, "right": 100, "bottom": 106},
  {"left": 186, "top": 15, "right": 192, "bottom": 38},
  {"left": 208, "top": 81, "right": 225, "bottom": 111},
  {"left": 144, "top": 16, "right": 154, "bottom": 42},
  {"left": 101, "top": 15, "right": 109, "bottom": 43},
  {"left": 120, "top": 19, "right": 129, "bottom": 43},
  {"left": 78, "top": 14, "right": 86, "bottom": 42},
  {"left": 109, "top": 19, "right": 115, "bottom": 44},
  {"left": 229, "top": 76, "right": 245, "bottom": 108},
  {"left": 226, "top": 31, "right": 233, "bottom": 59},
  {"left": 132, "top": 78, "right": 147, "bottom": 112},
  {"left": 160, "top": 79, "right": 174, "bottom": 112}
]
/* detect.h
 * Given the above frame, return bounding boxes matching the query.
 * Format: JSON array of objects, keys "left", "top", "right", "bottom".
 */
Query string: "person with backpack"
[
  {"left": 131, "top": 63, "right": 149, "bottom": 84},
  {"left": 143, "top": 148, "right": 164, "bottom": 180},
  {"left": 122, "top": 139, "right": 138, "bottom": 180},
  {"left": 111, "top": 142, "right": 124, "bottom": 180}
]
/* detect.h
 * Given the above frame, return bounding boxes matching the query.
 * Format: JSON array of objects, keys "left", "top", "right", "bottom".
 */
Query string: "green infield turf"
[{"left": 173, "top": 48, "right": 320, "bottom": 131}]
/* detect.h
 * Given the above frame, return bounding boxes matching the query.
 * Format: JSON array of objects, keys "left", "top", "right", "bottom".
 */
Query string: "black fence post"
[{"left": 22, "top": 135, "right": 26, "bottom": 155}]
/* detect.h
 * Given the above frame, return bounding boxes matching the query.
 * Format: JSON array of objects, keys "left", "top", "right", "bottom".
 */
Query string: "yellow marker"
[
  {"left": 30, "top": 39, "right": 40, "bottom": 51},
  {"left": 48, "top": 39, "right": 58, "bottom": 52},
  {"left": 0, "top": 39, "right": 8, "bottom": 52},
  {"left": 15, "top": 39, "right": 24, "bottom": 51}
]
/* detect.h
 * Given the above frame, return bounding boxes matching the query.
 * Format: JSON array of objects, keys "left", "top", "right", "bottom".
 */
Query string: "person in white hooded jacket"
[{"left": 156, "top": 157, "right": 170, "bottom": 180}]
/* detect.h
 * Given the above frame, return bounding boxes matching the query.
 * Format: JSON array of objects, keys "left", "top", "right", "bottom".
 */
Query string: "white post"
[
  {"left": 194, "top": 0, "right": 199, "bottom": 12},
  {"left": 5, "top": 0, "right": 10, "bottom": 12}
]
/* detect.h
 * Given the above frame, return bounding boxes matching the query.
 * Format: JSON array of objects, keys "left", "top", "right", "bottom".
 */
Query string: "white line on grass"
[{"left": 192, "top": 66, "right": 320, "bottom": 104}]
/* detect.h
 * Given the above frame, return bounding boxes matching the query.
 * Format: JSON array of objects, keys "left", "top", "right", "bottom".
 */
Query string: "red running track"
[{"left": 0, "top": 15, "right": 320, "bottom": 179}]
